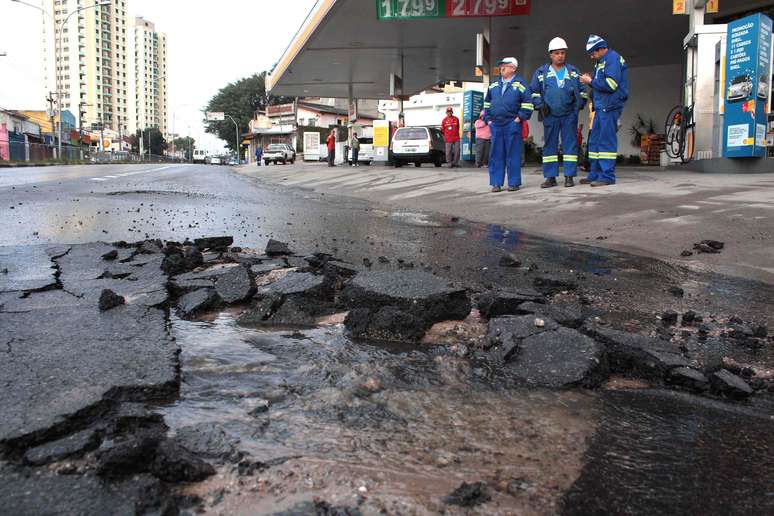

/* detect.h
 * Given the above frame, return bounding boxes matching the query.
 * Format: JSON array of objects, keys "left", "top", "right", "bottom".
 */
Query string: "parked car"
[
  {"left": 263, "top": 144, "right": 296, "bottom": 165},
  {"left": 209, "top": 156, "right": 222, "bottom": 165},
  {"left": 228, "top": 158, "right": 238, "bottom": 166},
  {"left": 354, "top": 137, "right": 374, "bottom": 165},
  {"left": 727, "top": 74, "right": 753, "bottom": 102},
  {"left": 192, "top": 149, "right": 207, "bottom": 164},
  {"left": 758, "top": 75, "right": 770, "bottom": 100},
  {"left": 391, "top": 126, "right": 445, "bottom": 167}
]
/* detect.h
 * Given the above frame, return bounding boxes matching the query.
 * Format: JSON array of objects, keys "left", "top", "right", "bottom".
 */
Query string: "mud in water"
[{"left": 160, "top": 312, "right": 774, "bottom": 515}]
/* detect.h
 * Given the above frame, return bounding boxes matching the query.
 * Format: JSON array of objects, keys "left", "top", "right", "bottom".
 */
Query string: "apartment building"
[
  {"left": 43, "top": 0, "right": 130, "bottom": 135},
  {"left": 127, "top": 16, "right": 167, "bottom": 136}
]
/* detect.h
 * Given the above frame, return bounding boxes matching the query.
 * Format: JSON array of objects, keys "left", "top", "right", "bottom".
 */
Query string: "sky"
[{"left": 0, "top": 0, "right": 318, "bottom": 152}]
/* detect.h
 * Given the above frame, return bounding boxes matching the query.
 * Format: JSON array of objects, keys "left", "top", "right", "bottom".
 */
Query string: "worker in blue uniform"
[
  {"left": 580, "top": 34, "right": 629, "bottom": 187},
  {"left": 483, "top": 57, "right": 534, "bottom": 193},
  {"left": 530, "top": 37, "right": 587, "bottom": 189}
]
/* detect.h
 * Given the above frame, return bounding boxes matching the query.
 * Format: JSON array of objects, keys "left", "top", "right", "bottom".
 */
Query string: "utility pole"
[{"left": 225, "top": 114, "right": 239, "bottom": 164}]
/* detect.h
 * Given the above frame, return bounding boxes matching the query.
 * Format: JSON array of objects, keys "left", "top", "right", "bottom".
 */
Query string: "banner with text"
[
  {"left": 723, "top": 13, "right": 772, "bottom": 158},
  {"left": 377, "top": 0, "right": 530, "bottom": 20}
]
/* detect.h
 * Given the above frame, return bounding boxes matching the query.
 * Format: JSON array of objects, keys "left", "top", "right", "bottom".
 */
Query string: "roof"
[
  {"left": 267, "top": 0, "right": 754, "bottom": 99},
  {"left": 298, "top": 101, "right": 377, "bottom": 119}
]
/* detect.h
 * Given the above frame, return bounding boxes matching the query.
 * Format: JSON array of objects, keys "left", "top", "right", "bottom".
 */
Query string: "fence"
[{"left": 0, "top": 138, "right": 182, "bottom": 165}]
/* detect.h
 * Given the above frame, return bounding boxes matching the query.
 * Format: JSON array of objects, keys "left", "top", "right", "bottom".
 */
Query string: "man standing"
[
  {"left": 474, "top": 112, "right": 491, "bottom": 168},
  {"left": 442, "top": 107, "right": 460, "bottom": 168},
  {"left": 530, "top": 37, "right": 587, "bottom": 188},
  {"left": 350, "top": 132, "right": 360, "bottom": 167},
  {"left": 255, "top": 145, "right": 262, "bottom": 166},
  {"left": 326, "top": 129, "right": 336, "bottom": 167},
  {"left": 580, "top": 35, "right": 629, "bottom": 187},
  {"left": 483, "top": 57, "right": 534, "bottom": 192}
]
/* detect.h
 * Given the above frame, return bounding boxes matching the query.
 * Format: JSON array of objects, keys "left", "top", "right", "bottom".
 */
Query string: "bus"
[{"left": 192, "top": 149, "right": 207, "bottom": 164}]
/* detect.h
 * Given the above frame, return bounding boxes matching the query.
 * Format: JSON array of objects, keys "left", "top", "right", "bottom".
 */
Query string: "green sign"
[{"left": 377, "top": 0, "right": 443, "bottom": 19}]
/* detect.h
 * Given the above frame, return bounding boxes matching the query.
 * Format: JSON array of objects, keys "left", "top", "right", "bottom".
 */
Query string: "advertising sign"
[
  {"left": 377, "top": 0, "right": 529, "bottom": 20},
  {"left": 461, "top": 90, "right": 484, "bottom": 161},
  {"left": 266, "top": 104, "right": 295, "bottom": 117},
  {"left": 205, "top": 112, "right": 225, "bottom": 121},
  {"left": 723, "top": 13, "right": 772, "bottom": 158}
]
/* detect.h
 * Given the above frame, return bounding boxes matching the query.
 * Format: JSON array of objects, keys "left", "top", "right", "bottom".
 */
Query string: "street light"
[
  {"left": 224, "top": 114, "right": 240, "bottom": 164},
  {"left": 10, "top": 0, "right": 111, "bottom": 160}
]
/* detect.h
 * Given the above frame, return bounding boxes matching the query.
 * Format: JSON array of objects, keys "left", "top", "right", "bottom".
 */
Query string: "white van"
[
  {"left": 192, "top": 149, "right": 207, "bottom": 164},
  {"left": 391, "top": 126, "right": 445, "bottom": 168}
]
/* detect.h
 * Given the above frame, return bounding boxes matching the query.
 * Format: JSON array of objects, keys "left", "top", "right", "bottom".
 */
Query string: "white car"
[
  {"left": 727, "top": 74, "right": 753, "bottom": 102},
  {"left": 209, "top": 157, "right": 222, "bottom": 165},
  {"left": 391, "top": 126, "right": 446, "bottom": 168},
  {"left": 758, "top": 76, "right": 770, "bottom": 100},
  {"left": 353, "top": 137, "right": 374, "bottom": 165},
  {"left": 263, "top": 144, "right": 296, "bottom": 165}
]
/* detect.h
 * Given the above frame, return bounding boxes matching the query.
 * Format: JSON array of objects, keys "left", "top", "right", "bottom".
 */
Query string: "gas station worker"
[
  {"left": 483, "top": 57, "right": 534, "bottom": 193},
  {"left": 530, "top": 37, "right": 587, "bottom": 189},
  {"left": 580, "top": 34, "right": 629, "bottom": 187}
]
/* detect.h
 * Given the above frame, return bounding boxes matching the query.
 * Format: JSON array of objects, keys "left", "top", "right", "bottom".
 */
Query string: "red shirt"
[
  {"left": 326, "top": 133, "right": 336, "bottom": 151},
  {"left": 442, "top": 115, "right": 460, "bottom": 143}
]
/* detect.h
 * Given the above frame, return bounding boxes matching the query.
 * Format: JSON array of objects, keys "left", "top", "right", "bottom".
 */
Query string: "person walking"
[
  {"left": 255, "top": 145, "right": 262, "bottom": 166},
  {"left": 530, "top": 37, "right": 587, "bottom": 189},
  {"left": 483, "top": 57, "right": 534, "bottom": 192},
  {"left": 326, "top": 129, "right": 336, "bottom": 167},
  {"left": 473, "top": 112, "right": 491, "bottom": 168},
  {"left": 350, "top": 133, "right": 360, "bottom": 167},
  {"left": 442, "top": 107, "right": 461, "bottom": 168},
  {"left": 580, "top": 34, "right": 629, "bottom": 187}
]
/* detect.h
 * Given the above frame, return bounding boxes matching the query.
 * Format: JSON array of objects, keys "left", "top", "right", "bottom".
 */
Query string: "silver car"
[{"left": 727, "top": 74, "right": 753, "bottom": 102}]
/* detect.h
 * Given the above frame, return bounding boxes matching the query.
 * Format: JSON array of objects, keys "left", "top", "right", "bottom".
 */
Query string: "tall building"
[
  {"left": 42, "top": 0, "right": 130, "bottom": 135},
  {"left": 127, "top": 17, "right": 167, "bottom": 137}
]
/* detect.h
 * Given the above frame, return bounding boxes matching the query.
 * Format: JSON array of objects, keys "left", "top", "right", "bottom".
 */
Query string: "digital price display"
[
  {"left": 447, "top": 0, "right": 530, "bottom": 17},
  {"left": 377, "top": 0, "right": 530, "bottom": 20}
]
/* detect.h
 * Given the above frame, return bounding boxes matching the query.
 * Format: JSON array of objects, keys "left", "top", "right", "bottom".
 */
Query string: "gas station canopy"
[{"left": 267, "top": 0, "right": 752, "bottom": 99}]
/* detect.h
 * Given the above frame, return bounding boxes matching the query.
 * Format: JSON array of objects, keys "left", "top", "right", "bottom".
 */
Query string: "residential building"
[
  {"left": 127, "top": 16, "right": 167, "bottom": 137},
  {"left": 42, "top": 0, "right": 130, "bottom": 135}
]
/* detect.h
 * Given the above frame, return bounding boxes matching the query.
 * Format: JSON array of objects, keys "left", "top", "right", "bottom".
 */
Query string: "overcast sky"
[{"left": 0, "top": 0, "right": 317, "bottom": 152}]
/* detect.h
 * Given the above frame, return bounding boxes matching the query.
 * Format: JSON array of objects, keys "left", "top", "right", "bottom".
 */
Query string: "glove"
[{"left": 541, "top": 106, "right": 550, "bottom": 118}]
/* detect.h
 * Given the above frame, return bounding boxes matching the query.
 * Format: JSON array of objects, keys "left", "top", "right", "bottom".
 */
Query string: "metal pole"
[{"left": 226, "top": 115, "right": 239, "bottom": 164}]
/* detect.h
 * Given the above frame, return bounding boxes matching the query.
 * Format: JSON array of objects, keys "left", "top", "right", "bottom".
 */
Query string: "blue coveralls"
[
  {"left": 530, "top": 64, "right": 587, "bottom": 179},
  {"left": 587, "top": 49, "right": 629, "bottom": 184},
  {"left": 483, "top": 76, "right": 534, "bottom": 188}
]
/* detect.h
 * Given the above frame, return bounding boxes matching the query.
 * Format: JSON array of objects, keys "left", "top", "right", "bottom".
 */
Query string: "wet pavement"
[{"left": 2, "top": 164, "right": 774, "bottom": 514}]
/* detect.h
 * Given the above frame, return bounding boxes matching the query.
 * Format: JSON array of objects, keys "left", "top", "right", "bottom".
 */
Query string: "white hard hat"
[
  {"left": 548, "top": 37, "right": 568, "bottom": 52},
  {"left": 498, "top": 57, "right": 518, "bottom": 68}
]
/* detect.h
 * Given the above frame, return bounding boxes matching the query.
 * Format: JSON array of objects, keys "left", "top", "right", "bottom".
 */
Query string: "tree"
[
  {"left": 170, "top": 136, "right": 195, "bottom": 160},
  {"left": 203, "top": 72, "right": 292, "bottom": 152},
  {"left": 131, "top": 128, "right": 167, "bottom": 156}
]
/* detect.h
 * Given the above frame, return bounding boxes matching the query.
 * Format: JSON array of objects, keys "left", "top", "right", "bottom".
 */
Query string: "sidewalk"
[{"left": 235, "top": 162, "right": 774, "bottom": 284}]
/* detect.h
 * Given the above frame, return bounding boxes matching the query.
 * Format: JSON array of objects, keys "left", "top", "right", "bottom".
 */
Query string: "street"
[{"left": 2, "top": 163, "right": 774, "bottom": 514}]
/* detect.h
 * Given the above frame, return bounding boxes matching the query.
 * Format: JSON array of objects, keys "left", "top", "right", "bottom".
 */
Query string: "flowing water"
[{"left": 159, "top": 312, "right": 774, "bottom": 515}]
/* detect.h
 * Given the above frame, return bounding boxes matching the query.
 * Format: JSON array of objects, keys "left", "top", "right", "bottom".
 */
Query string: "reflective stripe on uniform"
[
  {"left": 532, "top": 93, "right": 542, "bottom": 98},
  {"left": 563, "top": 154, "right": 578, "bottom": 162},
  {"left": 598, "top": 152, "right": 618, "bottom": 160},
  {"left": 606, "top": 77, "right": 618, "bottom": 90},
  {"left": 489, "top": 83, "right": 499, "bottom": 90},
  {"left": 542, "top": 155, "right": 559, "bottom": 163},
  {"left": 520, "top": 103, "right": 534, "bottom": 110},
  {"left": 588, "top": 152, "right": 600, "bottom": 159},
  {"left": 515, "top": 82, "right": 526, "bottom": 92},
  {"left": 483, "top": 102, "right": 492, "bottom": 108}
]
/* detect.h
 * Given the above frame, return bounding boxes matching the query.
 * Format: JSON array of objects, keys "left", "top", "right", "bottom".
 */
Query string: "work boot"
[
  {"left": 491, "top": 186, "right": 502, "bottom": 193},
  {"left": 579, "top": 177, "right": 592, "bottom": 185},
  {"left": 507, "top": 186, "right": 520, "bottom": 192},
  {"left": 590, "top": 181, "right": 613, "bottom": 188},
  {"left": 565, "top": 177, "right": 575, "bottom": 187},
  {"left": 541, "top": 178, "right": 557, "bottom": 189}
]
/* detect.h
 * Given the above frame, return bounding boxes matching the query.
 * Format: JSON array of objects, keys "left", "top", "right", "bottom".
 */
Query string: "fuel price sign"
[
  {"left": 377, "top": 0, "right": 530, "bottom": 20},
  {"left": 447, "top": 0, "right": 530, "bottom": 17}
]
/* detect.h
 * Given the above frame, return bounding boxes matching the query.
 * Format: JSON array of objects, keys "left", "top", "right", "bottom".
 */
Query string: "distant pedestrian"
[
  {"left": 442, "top": 107, "right": 461, "bottom": 168},
  {"left": 350, "top": 133, "right": 360, "bottom": 167},
  {"left": 474, "top": 112, "right": 491, "bottom": 168},
  {"left": 255, "top": 146, "right": 262, "bottom": 166},
  {"left": 326, "top": 129, "right": 336, "bottom": 167}
]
